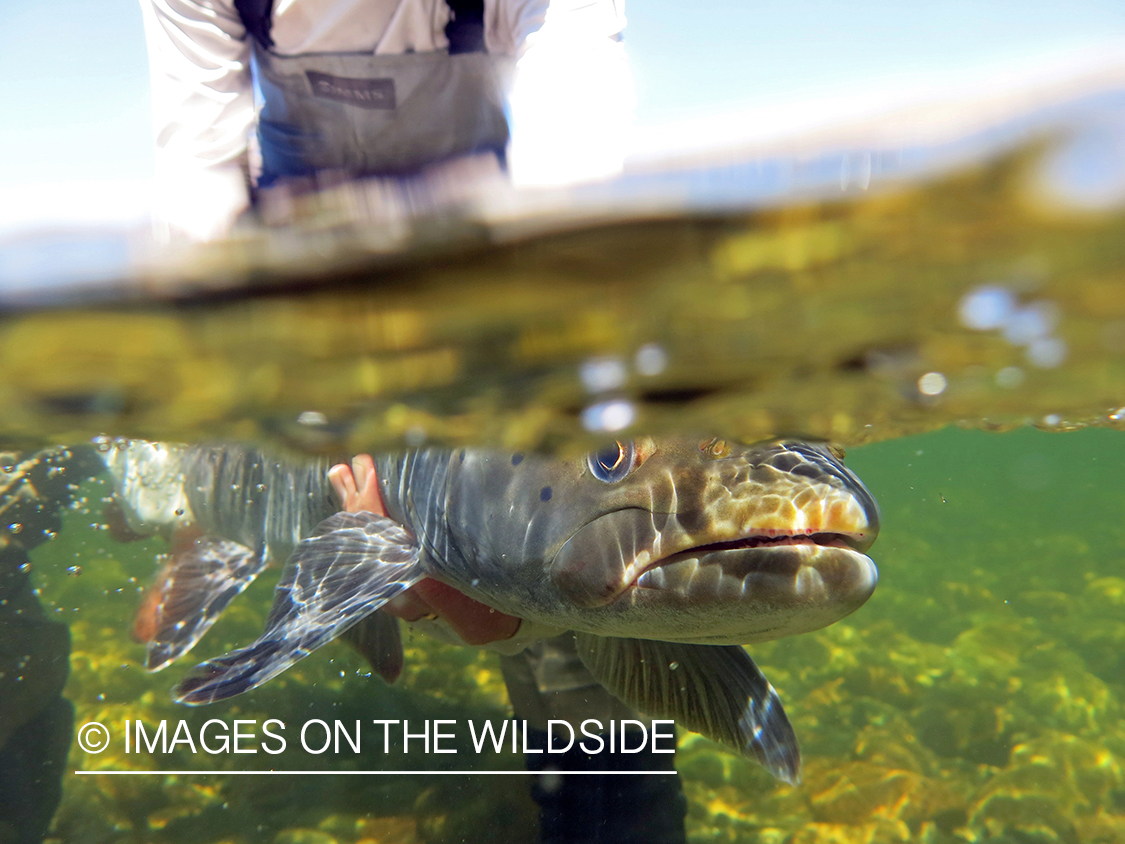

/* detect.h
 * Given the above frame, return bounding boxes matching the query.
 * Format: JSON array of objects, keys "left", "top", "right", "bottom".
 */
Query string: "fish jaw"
[
  {"left": 552, "top": 509, "right": 878, "bottom": 643},
  {"left": 630, "top": 472, "right": 879, "bottom": 641},
  {"left": 630, "top": 540, "right": 878, "bottom": 643}
]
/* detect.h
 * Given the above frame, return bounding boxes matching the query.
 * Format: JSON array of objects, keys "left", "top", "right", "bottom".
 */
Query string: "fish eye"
[{"left": 588, "top": 441, "right": 635, "bottom": 483}]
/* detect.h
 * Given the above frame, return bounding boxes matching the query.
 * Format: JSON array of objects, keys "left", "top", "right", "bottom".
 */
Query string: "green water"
[{"left": 9, "top": 425, "right": 1120, "bottom": 844}]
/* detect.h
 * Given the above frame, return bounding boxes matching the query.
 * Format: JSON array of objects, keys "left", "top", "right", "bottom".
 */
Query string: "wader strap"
[
  {"left": 234, "top": 0, "right": 274, "bottom": 50},
  {"left": 445, "top": 0, "right": 485, "bottom": 54}
]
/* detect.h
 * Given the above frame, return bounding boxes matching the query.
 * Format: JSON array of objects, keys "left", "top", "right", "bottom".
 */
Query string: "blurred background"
[{"left": 2, "top": 0, "right": 1124, "bottom": 240}]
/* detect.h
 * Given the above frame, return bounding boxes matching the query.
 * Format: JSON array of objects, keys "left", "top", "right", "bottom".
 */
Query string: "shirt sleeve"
[
  {"left": 499, "top": 0, "right": 635, "bottom": 187},
  {"left": 140, "top": 0, "right": 257, "bottom": 242}
]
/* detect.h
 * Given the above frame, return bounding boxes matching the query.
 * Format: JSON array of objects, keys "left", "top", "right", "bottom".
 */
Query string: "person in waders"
[
  {"left": 142, "top": 0, "right": 635, "bottom": 241},
  {"left": 139, "top": 2, "right": 684, "bottom": 841}
]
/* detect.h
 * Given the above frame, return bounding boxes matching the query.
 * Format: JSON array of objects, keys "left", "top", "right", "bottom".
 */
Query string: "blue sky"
[
  {"left": 1, "top": 0, "right": 1123, "bottom": 193},
  {"left": 627, "top": 2, "right": 1125, "bottom": 126}
]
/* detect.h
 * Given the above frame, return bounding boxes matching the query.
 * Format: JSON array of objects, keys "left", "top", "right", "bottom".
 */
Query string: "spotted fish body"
[{"left": 100, "top": 436, "right": 880, "bottom": 783}]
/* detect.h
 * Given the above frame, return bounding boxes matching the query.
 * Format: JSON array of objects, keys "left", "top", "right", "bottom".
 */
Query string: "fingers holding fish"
[
  {"left": 332, "top": 453, "right": 525, "bottom": 647},
  {"left": 394, "top": 579, "right": 523, "bottom": 646},
  {"left": 328, "top": 454, "right": 387, "bottom": 517}
]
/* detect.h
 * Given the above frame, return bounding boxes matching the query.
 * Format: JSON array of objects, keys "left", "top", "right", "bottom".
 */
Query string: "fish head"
[
  {"left": 547, "top": 437, "right": 879, "bottom": 643},
  {"left": 92, "top": 436, "right": 193, "bottom": 535}
]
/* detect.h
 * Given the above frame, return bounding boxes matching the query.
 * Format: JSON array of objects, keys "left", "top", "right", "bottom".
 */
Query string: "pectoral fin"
[
  {"left": 174, "top": 511, "right": 422, "bottom": 705},
  {"left": 574, "top": 633, "right": 800, "bottom": 784},
  {"left": 135, "top": 535, "right": 267, "bottom": 672},
  {"left": 339, "top": 611, "right": 404, "bottom": 684}
]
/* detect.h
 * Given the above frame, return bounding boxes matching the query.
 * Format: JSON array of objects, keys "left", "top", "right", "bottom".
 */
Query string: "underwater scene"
[
  {"left": 4, "top": 426, "right": 1119, "bottom": 844},
  {"left": 1, "top": 80, "right": 1124, "bottom": 844}
]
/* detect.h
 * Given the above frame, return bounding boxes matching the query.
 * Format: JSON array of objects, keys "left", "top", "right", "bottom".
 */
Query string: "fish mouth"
[
  {"left": 635, "top": 529, "right": 874, "bottom": 592},
  {"left": 629, "top": 531, "right": 878, "bottom": 642},
  {"left": 664, "top": 529, "right": 870, "bottom": 557}
]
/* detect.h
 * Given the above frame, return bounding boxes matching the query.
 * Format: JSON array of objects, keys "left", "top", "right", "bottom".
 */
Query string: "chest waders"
[{"left": 235, "top": 0, "right": 510, "bottom": 184}]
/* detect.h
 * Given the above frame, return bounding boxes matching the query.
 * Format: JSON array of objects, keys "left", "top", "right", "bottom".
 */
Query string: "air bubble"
[
  {"left": 297, "top": 411, "right": 328, "bottom": 426},
  {"left": 959, "top": 286, "right": 1016, "bottom": 330},
  {"left": 1003, "top": 301, "right": 1059, "bottom": 346},
  {"left": 996, "top": 367, "right": 1025, "bottom": 389},
  {"left": 917, "top": 372, "right": 947, "bottom": 396},
  {"left": 1026, "top": 336, "right": 1068, "bottom": 369},
  {"left": 580, "top": 356, "right": 627, "bottom": 394},
  {"left": 635, "top": 344, "right": 668, "bottom": 377},
  {"left": 581, "top": 399, "right": 636, "bottom": 433}
]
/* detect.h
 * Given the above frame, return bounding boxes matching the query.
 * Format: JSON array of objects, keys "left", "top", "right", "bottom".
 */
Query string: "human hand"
[{"left": 328, "top": 455, "right": 522, "bottom": 645}]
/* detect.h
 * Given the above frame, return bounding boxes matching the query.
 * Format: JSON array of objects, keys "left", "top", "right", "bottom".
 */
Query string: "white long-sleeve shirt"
[{"left": 140, "top": 0, "right": 632, "bottom": 241}]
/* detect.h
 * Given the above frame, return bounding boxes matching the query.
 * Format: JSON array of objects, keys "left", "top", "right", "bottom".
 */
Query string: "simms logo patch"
[{"left": 306, "top": 71, "right": 395, "bottom": 109}]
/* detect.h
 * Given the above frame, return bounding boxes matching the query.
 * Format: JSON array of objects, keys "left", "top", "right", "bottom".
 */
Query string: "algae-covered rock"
[
  {"left": 850, "top": 721, "right": 944, "bottom": 778},
  {"left": 803, "top": 759, "right": 962, "bottom": 829},
  {"left": 352, "top": 815, "right": 420, "bottom": 844},
  {"left": 1073, "top": 810, "right": 1125, "bottom": 844},
  {"left": 1084, "top": 577, "right": 1125, "bottom": 608},
  {"left": 968, "top": 733, "right": 1123, "bottom": 844}
]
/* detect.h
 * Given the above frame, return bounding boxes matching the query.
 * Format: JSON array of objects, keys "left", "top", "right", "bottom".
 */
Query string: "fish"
[
  {"left": 97, "top": 435, "right": 880, "bottom": 783},
  {"left": 94, "top": 437, "right": 340, "bottom": 672}
]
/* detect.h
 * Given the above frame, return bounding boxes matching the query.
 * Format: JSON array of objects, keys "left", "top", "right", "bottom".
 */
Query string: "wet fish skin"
[{"left": 95, "top": 437, "right": 335, "bottom": 555}]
